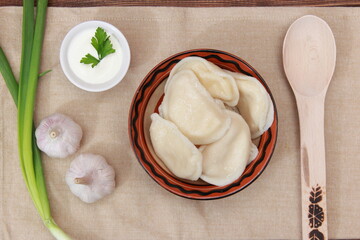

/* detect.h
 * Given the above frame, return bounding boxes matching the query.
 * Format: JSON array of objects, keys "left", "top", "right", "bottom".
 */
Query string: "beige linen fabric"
[{"left": 1, "top": 7, "right": 360, "bottom": 240}]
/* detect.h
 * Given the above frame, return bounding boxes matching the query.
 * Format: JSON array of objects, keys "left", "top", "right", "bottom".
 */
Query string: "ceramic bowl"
[
  {"left": 129, "top": 49, "right": 278, "bottom": 200},
  {"left": 60, "top": 20, "right": 130, "bottom": 92}
]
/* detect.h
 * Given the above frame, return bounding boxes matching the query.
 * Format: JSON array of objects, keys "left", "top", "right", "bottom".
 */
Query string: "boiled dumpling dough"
[
  {"left": 248, "top": 143, "right": 258, "bottom": 165},
  {"left": 199, "top": 139, "right": 258, "bottom": 166},
  {"left": 200, "top": 110, "right": 252, "bottom": 186},
  {"left": 165, "top": 57, "right": 239, "bottom": 106},
  {"left": 158, "top": 102, "right": 164, "bottom": 117},
  {"left": 158, "top": 88, "right": 226, "bottom": 116},
  {"left": 161, "top": 70, "right": 231, "bottom": 145},
  {"left": 225, "top": 70, "right": 274, "bottom": 139},
  {"left": 149, "top": 113, "right": 202, "bottom": 181}
]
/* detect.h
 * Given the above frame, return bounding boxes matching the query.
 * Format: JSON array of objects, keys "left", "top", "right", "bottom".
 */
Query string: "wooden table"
[{"left": 0, "top": 0, "right": 359, "bottom": 7}]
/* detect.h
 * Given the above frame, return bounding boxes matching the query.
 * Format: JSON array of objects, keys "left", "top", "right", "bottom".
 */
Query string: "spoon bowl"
[{"left": 283, "top": 15, "right": 336, "bottom": 97}]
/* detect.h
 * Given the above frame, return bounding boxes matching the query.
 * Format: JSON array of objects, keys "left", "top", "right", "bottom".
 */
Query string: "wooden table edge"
[{"left": 0, "top": 0, "right": 360, "bottom": 7}]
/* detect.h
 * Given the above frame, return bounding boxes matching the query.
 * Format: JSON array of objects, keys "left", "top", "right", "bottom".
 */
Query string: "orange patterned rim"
[{"left": 128, "top": 49, "right": 278, "bottom": 200}]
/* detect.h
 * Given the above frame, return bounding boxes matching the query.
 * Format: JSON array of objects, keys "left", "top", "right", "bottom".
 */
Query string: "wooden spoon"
[{"left": 283, "top": 15, "right": 336, "bottom": 240}]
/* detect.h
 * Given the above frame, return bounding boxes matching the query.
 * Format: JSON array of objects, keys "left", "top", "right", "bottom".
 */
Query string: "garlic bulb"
[
  {"left": 65, "top": 154, "right": 115, "bottom": 203},
  {"left": 35, "top": 113, "right": 83, "bottom": 158}
]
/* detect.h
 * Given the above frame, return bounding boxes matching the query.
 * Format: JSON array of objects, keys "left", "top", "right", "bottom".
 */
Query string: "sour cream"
[
  {"left": 67, "top": 28, "right": 123, "bottom": 84},
  {"left": 60, "top": 21, "right": 130, "bottom": 92}
]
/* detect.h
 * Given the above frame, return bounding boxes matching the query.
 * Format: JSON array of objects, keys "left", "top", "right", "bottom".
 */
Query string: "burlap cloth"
[{"left": 0, "top": 6, "right": 359, "bottom": 240}]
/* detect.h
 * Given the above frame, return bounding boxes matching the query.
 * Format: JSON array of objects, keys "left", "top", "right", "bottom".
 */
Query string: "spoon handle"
[{"left": 296, "top": 94, "right": 328, "bottom": 240}]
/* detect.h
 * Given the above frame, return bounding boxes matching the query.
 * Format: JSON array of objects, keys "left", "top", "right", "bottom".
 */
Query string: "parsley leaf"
[
  {"left": 80, "top": 54, "right": 100, "bottom": 68},
  {"left": 80, "top": 27, "right": 116, "bottom": 68}
]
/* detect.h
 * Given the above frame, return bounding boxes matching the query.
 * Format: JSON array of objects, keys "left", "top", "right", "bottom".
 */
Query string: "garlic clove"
[
  {"left": 35, "top": 113, "right": 83, "bottom": 158},
  {"left": 65, "top": 154, "right": 116, "bottom": 203}
]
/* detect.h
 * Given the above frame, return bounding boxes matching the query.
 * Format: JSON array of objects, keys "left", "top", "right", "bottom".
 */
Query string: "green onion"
[
  {"left": 39, "top": 69, "right": 52, "bottom": 78},
  {"left": 0, "top": 0, "right": 71, "bottom": 239}
]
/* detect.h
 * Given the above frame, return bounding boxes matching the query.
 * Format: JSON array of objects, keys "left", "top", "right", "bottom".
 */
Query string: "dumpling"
[
  {"left": 149, "top": 113, "right": 202, "bottom": 181},
  {"left": 248, "top": 143, "right": 258, "bottom": 165},
  {"left": 199, "top": 141, "right": 257, "bottom": 166},
  {"left": 225, "top": 70, "right": 274, "bottom": 139},
  {"left": 165, "top": 57, "right": 239, "bottom": 106},
  {"left": 200, "top": 110, "right": 253, "bottom": 186},
  {"left": 161, "top": 70, "right": 231, "bottom": 145},
  {"left": 158, "top": 102, "right": 164, "bottom": 117}
]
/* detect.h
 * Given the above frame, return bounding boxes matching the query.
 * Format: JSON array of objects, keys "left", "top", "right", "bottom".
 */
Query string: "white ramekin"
[{"left": 60, "top": 20, "right": 131, "bottom": 92}]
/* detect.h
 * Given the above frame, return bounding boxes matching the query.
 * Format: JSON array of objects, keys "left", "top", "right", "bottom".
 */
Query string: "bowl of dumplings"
[{"left": 129, "top": 49, "right": 278, "bottom": 200}]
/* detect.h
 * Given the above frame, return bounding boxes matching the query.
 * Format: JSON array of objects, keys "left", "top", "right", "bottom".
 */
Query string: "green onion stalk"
[{"left": 0, "top": 0, "right": 71, "bottom": 239}]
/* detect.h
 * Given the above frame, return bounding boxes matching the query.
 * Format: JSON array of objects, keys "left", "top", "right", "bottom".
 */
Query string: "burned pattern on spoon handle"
[{"left": 308, "top": 185, "right": 325, "bottom": 240}]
